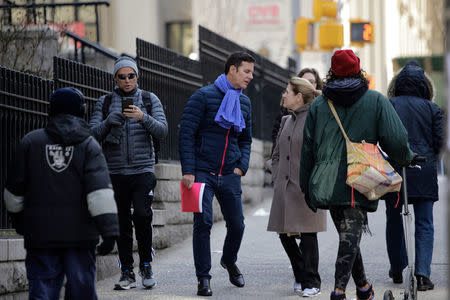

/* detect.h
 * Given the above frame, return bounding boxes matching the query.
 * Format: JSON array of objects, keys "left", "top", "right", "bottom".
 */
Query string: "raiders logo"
[{"left": 46, "top": 144, "right": 74, "bottom": 173}]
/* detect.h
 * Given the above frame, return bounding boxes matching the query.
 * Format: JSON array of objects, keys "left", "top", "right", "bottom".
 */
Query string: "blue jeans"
[
  {"left": 193, "top": 171, "right": 245, "bottom": 279},
  {"left": 385, "top": 198, "right": 434, "bottom": 277},
  {"left": 26, "top": 248, "right": 97, "bottom": 300}
]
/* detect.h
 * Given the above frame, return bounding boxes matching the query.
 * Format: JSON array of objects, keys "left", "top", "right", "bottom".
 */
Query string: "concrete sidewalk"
[{"left": 96, "top": 183, "right": 448, "bottom": 300}]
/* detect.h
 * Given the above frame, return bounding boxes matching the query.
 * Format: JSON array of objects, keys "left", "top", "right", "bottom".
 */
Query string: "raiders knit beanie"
[
  {"left": 114, "top": 56, "right": 139, "bottom": 77},
  {"left": 49, "top": 87, "right": 85, "bottom": 117},
  {"left": 331, "top": 49, "right": 360, "bottom": 76}
]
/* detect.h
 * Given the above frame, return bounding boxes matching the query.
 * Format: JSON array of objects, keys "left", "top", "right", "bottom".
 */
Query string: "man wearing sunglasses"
[{"left": 90, "top": 56, "right": 168, "bottom": 291}]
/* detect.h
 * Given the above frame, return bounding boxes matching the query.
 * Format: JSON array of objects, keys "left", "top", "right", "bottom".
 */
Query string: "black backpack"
[{"left": 102, "top": 91, "right": 161, "bottom": 164}]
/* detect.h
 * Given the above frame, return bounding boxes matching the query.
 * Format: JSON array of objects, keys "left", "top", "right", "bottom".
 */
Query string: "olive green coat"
[{"left": 299, "top": 90, "right": 414, "bottom": 212}]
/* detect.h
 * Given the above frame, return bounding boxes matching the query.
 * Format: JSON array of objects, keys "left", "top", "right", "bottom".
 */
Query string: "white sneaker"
[
  {"left": 294, "top": 281, "right": 302, "bottom": 293},
  {"left": 301, "top": 287, "right": 321, "bottom": 297}
]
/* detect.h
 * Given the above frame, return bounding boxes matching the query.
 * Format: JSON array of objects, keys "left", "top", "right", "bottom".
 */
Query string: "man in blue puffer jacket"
[
  {"left": 90, "top": 56, "right": 168, "bottom": 290},
  {"left": 179, "top": 52, "right": 254, "bottom": 296}
]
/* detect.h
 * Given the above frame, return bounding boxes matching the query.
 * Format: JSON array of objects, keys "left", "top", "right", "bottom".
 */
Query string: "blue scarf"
[{"left": 214, "top": 74, "right": 246, "bottom": 132}]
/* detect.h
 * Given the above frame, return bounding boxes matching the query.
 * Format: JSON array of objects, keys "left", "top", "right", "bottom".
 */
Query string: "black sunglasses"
[{"left": 117, "top": 73, "right": 137, "bottom": 80}]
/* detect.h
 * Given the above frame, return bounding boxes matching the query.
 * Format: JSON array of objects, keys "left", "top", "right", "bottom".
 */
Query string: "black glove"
[
  {"left": 105, "top": 126, "right": 122, "bottom": 144},
  {"left": 410, "top": 153, "right": 427, "bottom": 166},
  {"left": 105, "top": 111, "right": 125, "bottom": 128},
  {"left": 96, "top": 236, "right": 116, "bottom": 256}
]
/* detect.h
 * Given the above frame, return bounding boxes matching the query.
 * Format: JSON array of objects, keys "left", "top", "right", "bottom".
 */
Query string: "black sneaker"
[
  {"left": 114, "top": 269, "right": 137, "bottom": 290},
  {"left": 140, "top": 263, "right": 157, "bottom": 289},
  {"left": 416, "top": 275, "right": 434, "bottom": 291}
]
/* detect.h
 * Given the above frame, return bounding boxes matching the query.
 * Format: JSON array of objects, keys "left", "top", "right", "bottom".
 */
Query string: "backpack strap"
[{"left": 141, "top": 90, "right": 153, "bottom": 115}]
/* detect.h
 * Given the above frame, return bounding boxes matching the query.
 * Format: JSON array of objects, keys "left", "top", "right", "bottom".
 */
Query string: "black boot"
[
  {"left": 389, "top": 269, "right": 403, "bottom": 284},
  {"left": 197, "top": 278, "right": 212, "bottom": 296},
  {"left": 356, "top": 283, "right": 374, "bottom": 300},
  {"left": 220, "top": 260, "right": 245, "bottom": 287},
  {"left": 416, "top": 275, "right": 434, "bottom": 291}
]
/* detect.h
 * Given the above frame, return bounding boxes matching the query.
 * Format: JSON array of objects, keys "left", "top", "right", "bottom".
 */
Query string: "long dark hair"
[{"left": 297, "top": 68, "right": 324, "bottom": 90}]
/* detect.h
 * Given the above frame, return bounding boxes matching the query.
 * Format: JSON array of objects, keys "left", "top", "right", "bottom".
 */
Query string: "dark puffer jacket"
[
  {"left": 4, "top": 115, "right": 119, "bottom": 249},
  {"left": 385, "top": 65, "right": 443, "bottom": 201},
  {"left": 89, "top": 87, "right": 167, "bottom": 173},
  {"left": 179, "top": 84, "right": 252, "bottom": 176}
]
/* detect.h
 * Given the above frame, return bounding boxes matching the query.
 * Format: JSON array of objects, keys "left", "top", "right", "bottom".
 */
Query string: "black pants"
[
  {"left": 330, "top": 207, "right": 368, "bottom": 291},
  {"left": 279, "top": 233, "right": 321, "bottom": 289},
  {"left": 110, "top": 172, "right": 156, "bottom": 271}
]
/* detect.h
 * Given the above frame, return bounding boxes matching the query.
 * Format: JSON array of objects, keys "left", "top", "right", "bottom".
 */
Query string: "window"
[{"left": 166, "top": 21, "right": 193, "bottom": 57}]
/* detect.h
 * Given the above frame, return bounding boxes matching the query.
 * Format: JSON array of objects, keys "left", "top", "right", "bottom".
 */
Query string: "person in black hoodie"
[{"left": 3, "top": 87, "right": 119, "bottom": 300}]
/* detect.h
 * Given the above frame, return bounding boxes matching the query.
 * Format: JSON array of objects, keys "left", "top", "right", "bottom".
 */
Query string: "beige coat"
[{"left": 267, "top": 104, "right": 327, "bottom": 233}]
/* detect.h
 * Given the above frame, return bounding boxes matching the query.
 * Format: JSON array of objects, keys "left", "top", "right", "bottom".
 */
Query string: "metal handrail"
[{"left": 61, "top": 30, "right": 119, "bottom": 63}]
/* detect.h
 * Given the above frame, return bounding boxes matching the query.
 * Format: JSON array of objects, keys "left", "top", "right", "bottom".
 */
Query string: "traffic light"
[
  {"left": 313, "top": 0, "right": 338, "bottom": 21},
  {"left": 318, "top": 20, "right": 343, "bottom": 50},
  {"left": 295, "top": 18, "right": 314, "bottom": 52},
  {"left": 350, "top": 20, "right": 374, "bottom": 44}
]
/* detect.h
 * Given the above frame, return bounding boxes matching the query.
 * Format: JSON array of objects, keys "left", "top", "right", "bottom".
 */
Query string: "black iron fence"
[
  {"left": 136, "top": 38, "right": 203, "bottom": 161},
  {"left": 0, "top": 26, "right": 295, "bottom": 228},
  {"left": 0, "top": 68, "right": 53, "bottom": 228},
  {"left": 53, "top": 56, "right": 115, "bottom": 121}
]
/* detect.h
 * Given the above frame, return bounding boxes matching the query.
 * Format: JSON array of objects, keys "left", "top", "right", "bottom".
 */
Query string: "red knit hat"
[{"left": 331, "top": 49, "right": 360, "bottom": 76}]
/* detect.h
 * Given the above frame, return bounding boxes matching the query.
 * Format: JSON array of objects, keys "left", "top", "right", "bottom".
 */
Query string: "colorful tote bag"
[{"left": 328, "top": 100, "right": 402, "bottom": 202}]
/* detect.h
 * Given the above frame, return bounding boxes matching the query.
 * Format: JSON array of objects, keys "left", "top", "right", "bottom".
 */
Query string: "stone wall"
[{"left": 0, "top": 139, "right": 269, "bottom": 297}]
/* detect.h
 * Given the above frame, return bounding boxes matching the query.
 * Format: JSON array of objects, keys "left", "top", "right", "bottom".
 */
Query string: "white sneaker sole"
[
  {"left": 302, "top": 291, "right": 321, "bottom": 297},
  {"left": 114, "top": 282, "right": 137, "bottom": 290}
]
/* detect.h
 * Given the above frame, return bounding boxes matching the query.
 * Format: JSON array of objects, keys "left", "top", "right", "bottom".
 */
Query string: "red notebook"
[{"left": 180, "top": 182, "right": 205, "bottom": 213}]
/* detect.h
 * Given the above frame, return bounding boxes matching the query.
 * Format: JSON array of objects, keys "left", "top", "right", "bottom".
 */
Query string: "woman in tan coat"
[{"left": 267, "top": 77, "right": 327, "bottom": 297}]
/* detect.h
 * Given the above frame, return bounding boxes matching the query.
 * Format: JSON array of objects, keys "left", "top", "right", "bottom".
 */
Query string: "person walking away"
[
  {"left": 299, "top": 49, "right": 416, "bottom": 300},
  {"left": 267, "top": 77, "right": 326, "bottom": 297},
  {"left": 384, "top": 61, "right": 443, "bottom": 291},
  {"left": 90, "top": 56, "right": 168, "bottom": 290},
  {"left": 3, "top": 87, "right": 119, "bottom": 300},
  {"left": 178, "top": 52, "right": 254, "bottom": 296}
]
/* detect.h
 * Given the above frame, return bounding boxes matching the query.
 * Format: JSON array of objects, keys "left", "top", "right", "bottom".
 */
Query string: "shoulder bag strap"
[{"left": 327, "top": 99, "right": 351, "bottom": 144}]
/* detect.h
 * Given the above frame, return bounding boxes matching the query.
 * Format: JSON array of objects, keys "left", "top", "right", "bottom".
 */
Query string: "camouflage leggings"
[{"left": 330, "top": 207, "right": 368, "bottom": 291}]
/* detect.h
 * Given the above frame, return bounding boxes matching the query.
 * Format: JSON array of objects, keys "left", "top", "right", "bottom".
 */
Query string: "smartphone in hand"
[{"left": 122, "top": 97, "right": 134, "bottom": 113}]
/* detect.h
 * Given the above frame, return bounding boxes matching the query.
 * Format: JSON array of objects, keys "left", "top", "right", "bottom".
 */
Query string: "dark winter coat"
[
  {"left": 89, "top": 86, "right": 168, "bottom": 174},
  {"left": 4, "top": 115, "right": 119, "bottom": 249},
  {"left": 385, "top": 65, "right": 443, "bottom": 201},
  {"left": 300, "top": 79, "right": 414, "bottom": 212},
  {"left": 179, "top": 84, "right": 252, "bottom": 176}
]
